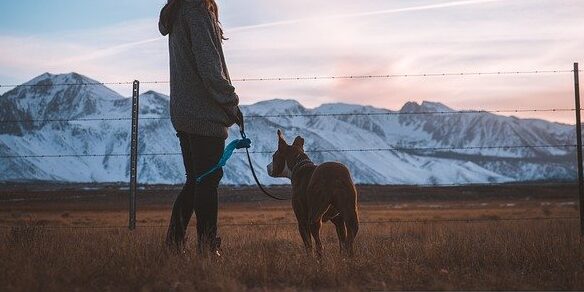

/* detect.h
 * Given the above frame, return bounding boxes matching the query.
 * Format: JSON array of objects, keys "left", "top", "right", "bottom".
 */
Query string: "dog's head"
[{"left": 267, "top": 130, "right": 305, "bottom": 178}]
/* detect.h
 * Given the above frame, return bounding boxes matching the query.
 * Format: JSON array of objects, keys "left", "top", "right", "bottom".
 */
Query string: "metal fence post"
[
  {"left": 129, "top": 80, "right": 140, "bottom": 231},
  {"left": 574, "top": 63, "right": 583, "bottom": 236}
]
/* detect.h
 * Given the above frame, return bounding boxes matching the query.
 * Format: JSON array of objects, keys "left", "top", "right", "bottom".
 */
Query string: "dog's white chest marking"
[{"left": 281, "top": 161, "right": 292, "bottom": 178}]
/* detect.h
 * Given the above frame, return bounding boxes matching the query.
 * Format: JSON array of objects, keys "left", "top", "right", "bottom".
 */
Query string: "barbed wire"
[
  {"left": 282, "top": 144, "right": 578, "bottom": 153},
  {"left": 140, "top": 144, "right": 577, "bottom": 156},
  {"left": 0, "top": 193, "right": 112, "bottom": 202},
  {"left": 0, "top": 108, "right": 577, "bottom": 124},
  {"left": 0, "top": 81, "right": 135, "bottom": 89},
  {"left": 143, "top": 69, "right": 577, "bottom": 83},
  {"left": 374, "top": 182, "right": 578, "bottom": 188},
  {"left": 0, "top": 144, "right": 576, "bottom": 159},
  {"left": 137, "top": 108, "right": 577, "bottom": 120},
  {"left": 239, "top": 108, "right": 578, "bottom": 118},
  {"left": 0, "top": 153, "right": 130, "bottom": 159},
  {"left": 0, "top": 182, "right": 577, "bottom": 197},
  {"left": 0, "top": 117, "right": 132, "bottom": 124},
  {"left": 0, "top": 69, "right": 577, "bottom": 89},
  {"left": 0, "top": 216, "right": 578, "bottom": 230}
]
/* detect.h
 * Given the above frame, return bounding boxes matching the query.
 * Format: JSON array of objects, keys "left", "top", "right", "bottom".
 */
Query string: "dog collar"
[{"left": 291, "top": 155, "right": 314, "bottom": 177}]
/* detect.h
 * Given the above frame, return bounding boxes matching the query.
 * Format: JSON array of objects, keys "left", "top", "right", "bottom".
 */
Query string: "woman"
[{"left": 159, "top": 0, "right": 243, "bottom": 255}]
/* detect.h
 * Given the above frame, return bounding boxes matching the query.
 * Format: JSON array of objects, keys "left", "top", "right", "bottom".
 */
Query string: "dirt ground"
[{"left": 0, "top": 183, "right": 582, "bottom": 291}]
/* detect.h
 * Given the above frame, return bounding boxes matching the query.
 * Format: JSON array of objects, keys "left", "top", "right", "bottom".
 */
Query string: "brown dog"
[{"left": 267, "top": 130, "right": 359, "bottom": 257}]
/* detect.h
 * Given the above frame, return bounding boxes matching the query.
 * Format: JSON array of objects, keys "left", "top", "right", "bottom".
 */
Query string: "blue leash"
[{"left": 195, "top": 136, "right": 251, "bottom": 183}]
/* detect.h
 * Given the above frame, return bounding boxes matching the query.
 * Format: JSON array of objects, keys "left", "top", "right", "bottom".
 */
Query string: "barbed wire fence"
[
  {"left": 0, "top": 69, "right": 578, "bottom": 89},
  {"left": 0, "top": 65, "right": 582, "bottom": 232}
]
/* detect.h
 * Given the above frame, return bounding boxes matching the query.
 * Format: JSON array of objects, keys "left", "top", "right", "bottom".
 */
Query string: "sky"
[{"left": 0, "top": 0, "right": 582, "bottom": 123}]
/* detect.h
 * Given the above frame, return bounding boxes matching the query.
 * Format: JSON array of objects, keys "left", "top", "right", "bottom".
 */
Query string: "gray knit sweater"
[{"left": 160, "top": 0, "right": 239, "bottom": 139}]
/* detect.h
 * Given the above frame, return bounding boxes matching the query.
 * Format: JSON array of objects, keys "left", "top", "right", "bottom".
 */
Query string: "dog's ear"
[
  {"left": 292, "top": 136, "right": 304, "bottom": 149},
  {"left": 278, "top": 130, "right": 287, "bottom": 149}
]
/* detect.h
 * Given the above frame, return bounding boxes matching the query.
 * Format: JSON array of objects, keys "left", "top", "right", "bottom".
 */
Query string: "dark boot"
[
  {"left": 197, "top": 236, "right": 222, "bottom": 257},
  {"left": 211, "top": 236, "right": 222, "bottom": 257}
]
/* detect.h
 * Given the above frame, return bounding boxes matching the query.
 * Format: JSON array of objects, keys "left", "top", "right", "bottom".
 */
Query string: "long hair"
[
  {"left": 204, "top": 0, "right": 227, "bottom": 40},
  {"left": 159, "top": 0, "right": 226, "bottom": 40}
]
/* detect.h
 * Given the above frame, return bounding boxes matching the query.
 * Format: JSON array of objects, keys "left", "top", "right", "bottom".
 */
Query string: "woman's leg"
[
  {"left": 166, "top": 132, "right": 224, "bottom": 252},
  {"left": 166, "top": 131, "right": 198, "bottom": 249},
  {"left": 189, "top": 135, "right": 225, "bottom": 253}
]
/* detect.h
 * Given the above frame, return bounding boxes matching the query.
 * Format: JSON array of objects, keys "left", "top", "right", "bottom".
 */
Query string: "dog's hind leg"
[
  {"left": 330, "top": 215, "right": 347, "bottom": 254},
  {"left": 336, "top": 181, "right": 359, "bottom": 257},
  {"left": 342, "top": 207, "right": 359, "bottom": 257},
  {"left": 298, "top": 222, "right": 312, "bottom": 255}
]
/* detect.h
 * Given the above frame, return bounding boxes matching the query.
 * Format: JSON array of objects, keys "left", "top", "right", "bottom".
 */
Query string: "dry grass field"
[{"left": 0, "top": 184, "right": 583, "bottom": 291}]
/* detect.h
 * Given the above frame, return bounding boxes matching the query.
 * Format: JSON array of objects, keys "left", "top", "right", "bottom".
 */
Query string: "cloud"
[
  {"left": 57, "top": 37, "right": 163, "bottom": 64},
  {"left": 11, "top": 0, "right": 506, "bottom": 68},
  {"left": 229, "top": 0, "right": 508, "bottom": 32},
  {"left": 0, "top": 0, "right": 583, "bottom": 123}
]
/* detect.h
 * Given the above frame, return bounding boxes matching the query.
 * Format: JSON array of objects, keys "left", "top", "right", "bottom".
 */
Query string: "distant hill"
[{"left": 0, "top": 72, "right": 577, "bottom": 185}]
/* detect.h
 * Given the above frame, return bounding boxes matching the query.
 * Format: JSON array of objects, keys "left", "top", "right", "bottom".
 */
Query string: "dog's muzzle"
[{"left": 266, "top": 162, "right": 273, "bottom": 176}]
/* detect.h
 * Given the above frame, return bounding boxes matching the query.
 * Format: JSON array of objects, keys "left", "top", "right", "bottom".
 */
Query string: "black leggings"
[{"left": 166, "top": 131, "right": 224, "bottom": 250}]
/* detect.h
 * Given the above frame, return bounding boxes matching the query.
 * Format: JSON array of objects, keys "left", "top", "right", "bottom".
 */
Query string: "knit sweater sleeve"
[{"left": 187, "top": 11, "right": 239, "bottom": 107}]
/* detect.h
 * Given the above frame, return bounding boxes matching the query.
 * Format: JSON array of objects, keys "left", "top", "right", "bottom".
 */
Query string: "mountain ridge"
[{"left": 0, "top": 72, "right": 578, "bottom": 185}]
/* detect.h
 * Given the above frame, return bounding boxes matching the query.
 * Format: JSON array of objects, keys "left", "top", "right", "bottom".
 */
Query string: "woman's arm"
[{"left": 186, "top": 10, "right": 239, "bottom": 109}]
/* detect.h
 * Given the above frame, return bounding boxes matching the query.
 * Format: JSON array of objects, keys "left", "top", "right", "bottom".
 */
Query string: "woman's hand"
[{"left": 225, "top": 105, "right": 244, "bottom": 132}]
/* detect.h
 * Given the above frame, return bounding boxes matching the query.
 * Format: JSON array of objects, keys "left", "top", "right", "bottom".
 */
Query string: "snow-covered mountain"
[{"left": 0, "top": 73, "right": 577, "bottom": 185}]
